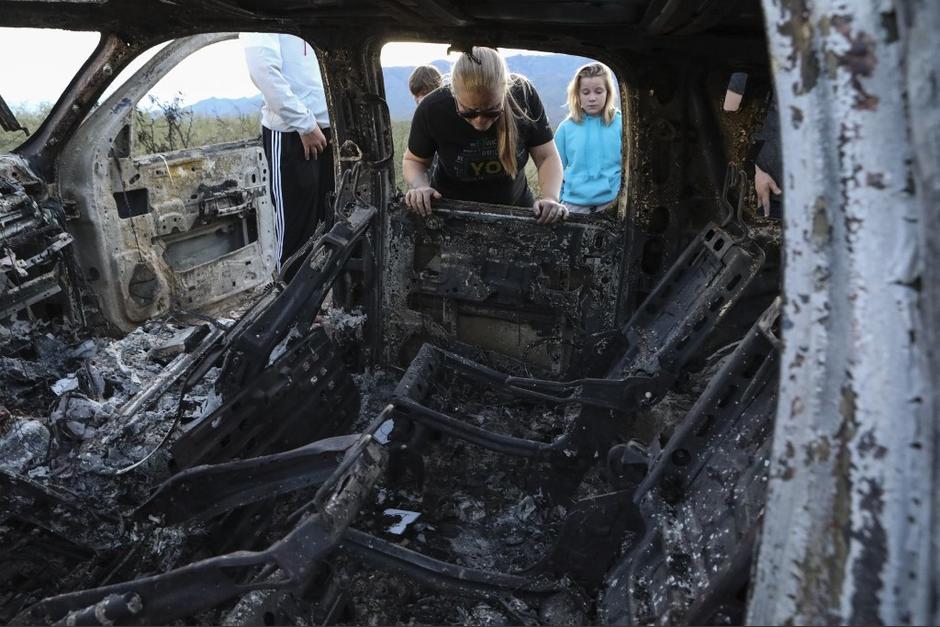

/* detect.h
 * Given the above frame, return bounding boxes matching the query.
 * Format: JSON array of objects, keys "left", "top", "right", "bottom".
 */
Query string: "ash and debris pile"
[
  {"left": 0, "top": 317, "right": 219, "bottom": 490},
  {"left": 0, "top": 303, "right": 373, "bottom": 624},
  {"left": 0, "top": 313, "right": 232, "bottom": 621}
]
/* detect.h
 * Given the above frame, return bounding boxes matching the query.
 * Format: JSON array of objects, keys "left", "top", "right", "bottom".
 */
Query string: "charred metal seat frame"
[
  {"left": 165, "top": 165, "right": 374, "bottom": 470},
  {"left": 164, "top": 169, "right": 375, "bottom": 552},
  {"left": 392, "top": 343, "right": 659, "bottom": 462},
  {"left": 371, "top": 218, "right": 768, "bottom": 594},
  {"left": 389, "top": 216, "right": 766, "bottom": 464},
  {"left": 214, "top": 164, "right": 375, "bottom": 396},
  {"left": 170, "top": 326, "right": 360, "bottom": 469}
]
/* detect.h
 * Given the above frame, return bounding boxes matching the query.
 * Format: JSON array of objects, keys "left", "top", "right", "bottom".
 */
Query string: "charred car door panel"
[
  {"left": 111, "top": 144, "right": 271, "bottom": 310},
  {"left": 57, "top": 33, "right": 275, "bottom": 331},
  {"left": 383, "top": 199, "right": 624, "bottom": 377}
]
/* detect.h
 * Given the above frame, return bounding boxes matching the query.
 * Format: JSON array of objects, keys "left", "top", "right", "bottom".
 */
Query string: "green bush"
[
  {"left": 0, "top": 103, "right": 51, "bottom": 153},
  {"left": 0, "top": 100, "right": 262, "bottom": 156},
  {"left": 133, "top": 94, "right": 261, "bottom": 156}
]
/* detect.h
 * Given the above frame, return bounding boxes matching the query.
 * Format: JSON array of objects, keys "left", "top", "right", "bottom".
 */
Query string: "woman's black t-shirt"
[{"left": 407, "top": 77, "right": 554, "bottom": 207}]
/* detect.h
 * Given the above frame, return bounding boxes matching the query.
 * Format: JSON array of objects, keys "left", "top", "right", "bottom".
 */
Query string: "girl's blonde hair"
[
  {"left": 566, "top": 62, "right": 617, "bottom": 125},
  {"left": 452, "top": 47, "right": 523, "bottom": 177}
]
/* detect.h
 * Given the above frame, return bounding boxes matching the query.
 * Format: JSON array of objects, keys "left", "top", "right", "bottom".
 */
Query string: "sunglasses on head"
[{"left": 456, "top": 106, "right": 503, "bottom": 120}]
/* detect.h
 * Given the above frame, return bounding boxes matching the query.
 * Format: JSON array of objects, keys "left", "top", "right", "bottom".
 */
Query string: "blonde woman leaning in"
[{"left": 402, "top": 47, "right": 567, "bottom": 224}]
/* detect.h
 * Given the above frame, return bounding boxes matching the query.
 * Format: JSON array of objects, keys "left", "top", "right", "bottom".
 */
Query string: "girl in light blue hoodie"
[{"left": 554, "top": 63, "right": 622, "bottom": 214}]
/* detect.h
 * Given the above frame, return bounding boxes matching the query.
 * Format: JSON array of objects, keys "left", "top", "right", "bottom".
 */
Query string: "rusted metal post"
[{"left": 749, "top": 0, "right": 938, "bottom": 624}]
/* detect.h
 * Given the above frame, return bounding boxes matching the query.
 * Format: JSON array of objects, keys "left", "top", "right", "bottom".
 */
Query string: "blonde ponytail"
[
  {"left": 497, "top": 87, "right": 518, "bottom": 177},
  {"left": 453, "top": 47, "right": 519, "bottom": 177}
]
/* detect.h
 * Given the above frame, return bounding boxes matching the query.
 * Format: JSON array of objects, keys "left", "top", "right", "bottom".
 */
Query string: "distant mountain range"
[
  {"left": 189, "top": 54, "right": 605, "bottom": 127},
  {"left": 188, "top": 96, "right": 265, "bottom": 117}
]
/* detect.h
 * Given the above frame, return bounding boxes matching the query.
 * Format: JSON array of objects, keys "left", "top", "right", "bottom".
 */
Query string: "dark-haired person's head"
[{"left": 409, "top": 65, "right": 443, "bottom": 104}]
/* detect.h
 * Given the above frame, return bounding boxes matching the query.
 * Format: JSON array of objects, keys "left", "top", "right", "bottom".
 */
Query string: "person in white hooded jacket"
[{"left": 241, "top": 32, "right": 332, "bottom": 274}]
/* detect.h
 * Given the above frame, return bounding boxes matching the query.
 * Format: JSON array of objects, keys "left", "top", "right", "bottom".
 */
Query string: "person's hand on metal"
[
  {"left": 532, "top": 198, "right": 568, "bottom": 224},
  {"left": 404, "top": 185, "right": 441, "bottom": 217},
  {"left": 300, "top": 125, "right": 328, "bottom": 160},
  {"left": 754, "top": 164, "right": 781, "bottom": 217}
]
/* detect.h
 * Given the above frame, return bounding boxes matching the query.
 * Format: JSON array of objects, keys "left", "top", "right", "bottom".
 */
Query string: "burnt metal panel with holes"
[
  {"left": 382, "top": 200, "right": 624, "bottom": 377},
  {"left": 594, "top": 221, "right": 766, "bottom": 380},
  {"left": 602, "top": 297, "right": 781, "bottom": 625},
  {"left": 55, "top": 34, "right": 276, "bottom": 332},
  {"left": 170, "top": 326, "right": 359, "bottom": 469}
]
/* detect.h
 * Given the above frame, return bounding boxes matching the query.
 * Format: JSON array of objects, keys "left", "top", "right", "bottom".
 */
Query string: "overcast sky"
[{"left": 0, "top": 28, "right": 545, "bottom": 109}]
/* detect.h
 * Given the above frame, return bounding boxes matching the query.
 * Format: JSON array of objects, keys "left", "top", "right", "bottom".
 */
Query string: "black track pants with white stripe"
[{"left": 261, "top": 126, "right": 335, "bottom": 272}]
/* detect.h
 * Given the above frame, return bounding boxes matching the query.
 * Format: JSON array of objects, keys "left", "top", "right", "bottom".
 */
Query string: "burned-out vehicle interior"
[{"left": 1, "top": 1, "right": 788, "bottom": 624}]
